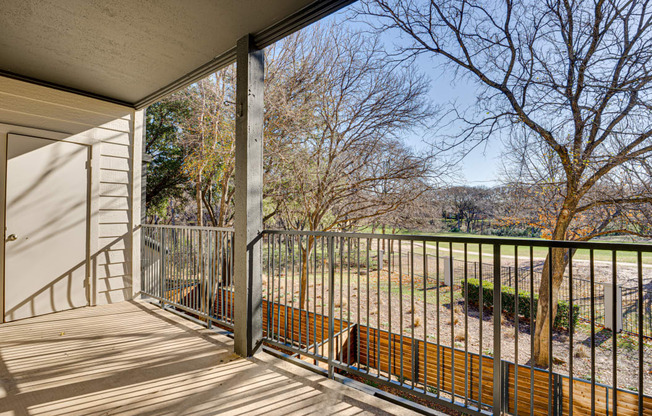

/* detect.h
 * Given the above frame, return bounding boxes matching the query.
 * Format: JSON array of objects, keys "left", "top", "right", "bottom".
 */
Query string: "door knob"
[{"left": 6, "top": 234, "right": 17, "bottom": 241}]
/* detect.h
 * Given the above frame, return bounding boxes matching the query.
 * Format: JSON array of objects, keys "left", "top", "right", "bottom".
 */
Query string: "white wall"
[{"left": 0, "top": 76, "right": 143, "bottom": 321}]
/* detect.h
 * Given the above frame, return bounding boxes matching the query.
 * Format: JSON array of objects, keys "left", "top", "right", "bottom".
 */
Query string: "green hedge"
[{"left": 465, "top": 278, "right": 579, "bottom": 331}]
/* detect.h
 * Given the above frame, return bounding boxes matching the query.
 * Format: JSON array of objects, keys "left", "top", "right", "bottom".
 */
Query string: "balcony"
[
  {"left": 0, "top": 299, "right": 422, "bottom": 416},
  {"left": 141, "top": 224, "right": 652, "bottom": 415}
]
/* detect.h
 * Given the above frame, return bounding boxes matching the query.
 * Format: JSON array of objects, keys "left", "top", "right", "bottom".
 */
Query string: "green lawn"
[
  {"left": 418, "top": 239, "right": 651, "bottom": 264},
  {"left": 363, "top": 229, "right": 652, "bottom": 264}
]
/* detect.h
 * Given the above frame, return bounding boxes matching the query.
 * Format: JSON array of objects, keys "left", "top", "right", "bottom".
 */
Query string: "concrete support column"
[{"left": 234, "top": 34, "right": 264, "bottom": 357}]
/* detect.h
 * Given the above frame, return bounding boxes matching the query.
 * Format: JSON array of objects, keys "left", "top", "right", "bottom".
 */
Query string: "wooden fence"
[{"left": 168, "top": 284, "right": 652, "bottom": 415}]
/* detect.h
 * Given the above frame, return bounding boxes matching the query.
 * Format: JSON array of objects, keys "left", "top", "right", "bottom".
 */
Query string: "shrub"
[{"left": 465, "top": 278, "right": 579, "bottom": 331}]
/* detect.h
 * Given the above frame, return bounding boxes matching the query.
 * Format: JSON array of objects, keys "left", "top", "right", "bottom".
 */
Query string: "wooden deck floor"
[{"left": 0, "top": 300, "right": 420, "bottom": 416}]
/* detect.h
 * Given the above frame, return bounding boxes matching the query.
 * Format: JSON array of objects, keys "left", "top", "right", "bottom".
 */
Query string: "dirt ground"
[{"left": 263, "top": 264, "right": 652, "bottom": 395}]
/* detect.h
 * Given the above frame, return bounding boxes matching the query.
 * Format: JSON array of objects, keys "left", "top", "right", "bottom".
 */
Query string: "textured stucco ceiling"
[{"left": 0, "top": 0, "right": 335, "bottom": 106}]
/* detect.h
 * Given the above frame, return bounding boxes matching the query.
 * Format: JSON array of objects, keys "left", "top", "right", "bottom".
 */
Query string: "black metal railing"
[
  {"left": 261, "top": 230, "right": 652, "bottom": 416},
  {"left": 141, "top": 224, "right": 235, "bottom": 328},
  {"left": 402, "top": 252, "right": 652, "bottom": 338},
  {"left": 139, "top": 225, "right": 652, "bottom": 415}
]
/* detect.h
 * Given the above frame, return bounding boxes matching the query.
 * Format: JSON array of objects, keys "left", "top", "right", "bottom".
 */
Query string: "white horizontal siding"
[
  {"left": 99, "top": 210, "right": 130, "bottom": 224},
  {"left": 100, "top": 183, "right": 130, "bottom": 197},
  {"left": 99, "top": 223, "right": 130, "bottom": 238},
  {"left": 97, "top": 289, "right": 131, "bottom": 304},
  {"left": 0, "top": 75, "right": 136, "bottom": 309},
  {"left": 96, "top": 250, "right": 127, "bottom": 265},
  {"left": 97, "top": 276, "right": 132, "bottom": 292},
  {"left": 100, "top": 196, "right": 129, "bottom": 210},
  {"left": 98, "top": 237, "right": 127, "bottom": 251},
  {"left": 0, "top": 76, "right": 132, "bottom": 119},
  {"left": 100, "top": 156, "right": 130, "bottom": 171},
  {"left": 96, "top": 127, "right": 132, "bottom": 305},
  {"left": 100, "top": 169, "right": 129, "bottom": 184},
  {"left": 0, "top": 94, "right": 132, "bottom": 132},
  {"left": 97, "top": 263, "right": 130, "bottom": 279},
  {"left": 100, "top": 142, "right": 131, "bottom": 158},
  {"left": 94, "top": 128, "right": 131, "bottom": 145},
  {"left": 0, "top": 108, "right": 95, "bottom": 135}
]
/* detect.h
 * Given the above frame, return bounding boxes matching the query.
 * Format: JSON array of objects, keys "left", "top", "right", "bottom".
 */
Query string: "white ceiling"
[{"left": 0, "top": 0, "right": 347, "bottom": 107}]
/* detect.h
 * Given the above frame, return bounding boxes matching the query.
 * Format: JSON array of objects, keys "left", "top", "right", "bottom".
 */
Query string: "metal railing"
[
  {"left": 261, "top": 230, "right": 652, "bottom": 416},
  {"left": 405, "top": 252, "right": 652, "bottom": 338},
  {"left": 141, "top": 224, "right": 235, "bottom": 328},
  {"left": 139, "top": 225, "right": 652, "bottom": 415}
]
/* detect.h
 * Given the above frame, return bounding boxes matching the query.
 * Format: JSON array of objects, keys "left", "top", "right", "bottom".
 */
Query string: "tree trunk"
[
  {"left": 532, "top": 248, "right": 567, "bottom": 367},
  {"left": 532, "top": 209, "right": 573, "bottom": 368},
  {"left": 196, "top": 173, "right": 203, "bottom": 226}
]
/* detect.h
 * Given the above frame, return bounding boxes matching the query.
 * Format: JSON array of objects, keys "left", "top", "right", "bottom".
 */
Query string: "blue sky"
[
  {"left": 329, "top": 9, "right": 504, "bottom": 186},
  {"left": 402, "top": 54, "right": 504, "bottom": 186}
]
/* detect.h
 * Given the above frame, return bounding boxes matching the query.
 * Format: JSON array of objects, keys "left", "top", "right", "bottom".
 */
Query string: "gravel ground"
[{"left": 263, "top": 266, "right": 652, "bottom": 395}]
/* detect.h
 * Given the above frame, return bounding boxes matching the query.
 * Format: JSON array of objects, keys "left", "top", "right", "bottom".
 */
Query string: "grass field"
[{"left": 361, "top": 228, "right": 652, "bottom": 264}]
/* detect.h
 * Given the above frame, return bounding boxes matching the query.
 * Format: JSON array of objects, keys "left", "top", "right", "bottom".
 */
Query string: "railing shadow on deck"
[{"left": 140, "top": 224, "right": 652, "bottom": 416}]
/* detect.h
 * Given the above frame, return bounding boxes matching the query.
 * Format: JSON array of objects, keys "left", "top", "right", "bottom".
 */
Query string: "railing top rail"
[
  {"left": 141, "top": 224, "right": 235, "bottom": 232},
  {"left": 262, "top": 229, "right": 652, "bottom": 252}
]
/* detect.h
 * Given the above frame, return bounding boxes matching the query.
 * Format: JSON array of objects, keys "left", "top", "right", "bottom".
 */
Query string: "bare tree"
[
  {"left": 264, "top": 25, "right": 437, "bottom": 307},
  {"left": 441, "top": 186, "right": 493, "bottom": 232},
  {"left": 360, "top": 0, "right": 652, "bottom": 367},
  {"left": 180, "top": 69, "right": 236, "bottom": 227}
]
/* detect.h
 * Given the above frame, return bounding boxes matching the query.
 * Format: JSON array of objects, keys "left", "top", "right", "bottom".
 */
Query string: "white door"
[{"left": 4, "top": 134, "right": 89, "bottom": 322}]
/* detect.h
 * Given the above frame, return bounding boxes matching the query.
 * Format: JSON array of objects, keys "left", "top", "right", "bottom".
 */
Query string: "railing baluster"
[
  {"left": 450, "top": 245, "right": 455, "bottom": 402},
  {"left": 180, "top": 228, "right": 184, "bottom": 308},
  {"left": 160, "top": 228, "right": 165, "bottom": 304},
  {"left": 638, "top": 251, "right": 643, "bottom": 416},
  {"left": 278, "top": 234, "right": 283, "bottom": 342},
  {"left": 548, "top": 246, "right": 553, "bottom": 416},
  {"left": 479, "top": 242, "right": 484, "bottom": 410},
  {"left": 530, "top": 245, "right": 534, "bottom": 415},
  {"left": 314, "top": 236, "right": 319, "bottom": 355},
  {"left": 436, "top": 241, "right": 441, "bottom": 399},
  {"left": 492, "top": 243, "right": 502, "bottom": 416},
  {"left": 366, "top": 238, "right": 370, "bottom": 374},
  {"left": 328, "top": 235, "right": 335, "bottom": 379},
  {"left": 590, "top": 248, "right": 596, "bottom": 416},
  {"left": 340, "top": 237, "right": 344, "bottom": 364},
  {"left": 269, "top": 233, "right": 274, "bottom": 340},
  {"left": 410, "top": 240, "right": 415, "bottom": 390},
  {"left": 464, "top": 242, "right": 469, "bottom": 407},
  {"left": 399, "top": 240, "right": 404, "bottom": 385},
  {"left": 377, "top": 237, "right": 381, "bottom": 378},
  {"left": 291, "top": 235, "right": 296, "bottom": 348},
  {"left": 347, "top": 237, "right": 352, "bottom": 366},
  {"left": 514, "top": 245, "right": 519, "bottom": 416},
  {"left": 612, "top": 250, "right": 617, "bottom": 416},
  {"left": 423, "top": 239, "right": 428, "bottom": 395},
  {"left": 305, "top": 235, "right": 310, "bottom": 353},
  {"left": 321, "top": 237, "right": 325, "bottom": 357},
  {"left": 569, "top": 247, "right": 574, "bottom": 416},
  {"left": 357, "top": 237, "right": 361, "bottom": 369},
  {"left": 285, "top": 235, "right": 289, "bottom": 345}
]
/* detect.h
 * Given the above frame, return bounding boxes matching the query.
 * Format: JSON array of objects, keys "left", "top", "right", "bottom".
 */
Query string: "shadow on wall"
[{"left": 4, "top": 233, "right": 132, "bottom": 322}]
